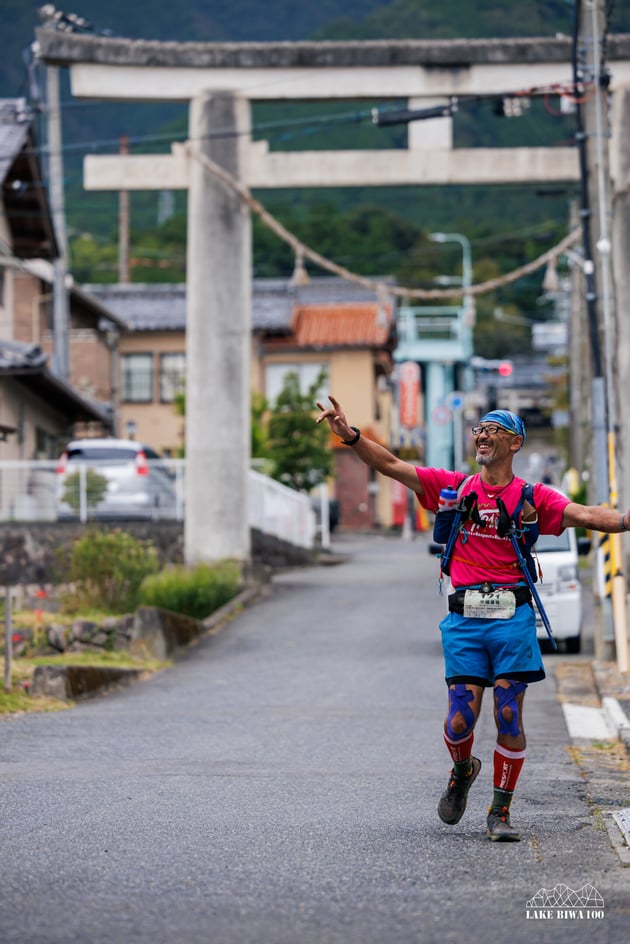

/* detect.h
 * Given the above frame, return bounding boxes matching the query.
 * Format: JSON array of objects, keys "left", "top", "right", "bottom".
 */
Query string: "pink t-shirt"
[{"left": 415, "top": 468, "right": 570, "bottom": 588}]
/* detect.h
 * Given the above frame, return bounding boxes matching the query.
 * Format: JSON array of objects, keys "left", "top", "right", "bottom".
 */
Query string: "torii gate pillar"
[{"left": 185, "top": 91, "right": 252, "bottom": 564}]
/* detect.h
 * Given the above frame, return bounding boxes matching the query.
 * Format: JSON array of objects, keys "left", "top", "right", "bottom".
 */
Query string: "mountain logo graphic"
[{"left": 526, "top": 883, "right": 604, "bottom": 908}]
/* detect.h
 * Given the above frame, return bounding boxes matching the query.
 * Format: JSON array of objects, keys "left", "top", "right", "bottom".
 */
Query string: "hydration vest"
[
  {"left": 434, "top": 475, "right": 540, "bottom": 582},
  {"left": 433, "top": 475, "right": 555, "bottom": 648}
]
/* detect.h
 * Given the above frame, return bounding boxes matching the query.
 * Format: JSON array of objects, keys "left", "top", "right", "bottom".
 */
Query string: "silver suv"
[{"left": 56, "top": 439, "right": 180, "bottom": 520}]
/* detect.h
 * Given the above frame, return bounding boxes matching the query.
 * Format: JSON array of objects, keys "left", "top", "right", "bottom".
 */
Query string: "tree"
[
  {"left": 251, "top": 391, "right": 269, "bottom": 459},
  {"left": 266, "top": 370, "right": 332, "bottom": 491},
  {"left": 69, "top": 233, "right": 118, "bottom": 284}
]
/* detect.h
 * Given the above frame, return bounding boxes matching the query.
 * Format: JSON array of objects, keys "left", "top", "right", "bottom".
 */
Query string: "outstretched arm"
[
  {"left": 562, "top": 501, "right": 630, "bottom": 534},
  {"left": 316, "top": 395, "right": 424, "bottom": 494}
]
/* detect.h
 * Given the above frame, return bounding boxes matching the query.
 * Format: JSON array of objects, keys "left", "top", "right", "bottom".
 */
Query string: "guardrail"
[{"left": 0, "top": 459, "right": 316, "bottom": 550}]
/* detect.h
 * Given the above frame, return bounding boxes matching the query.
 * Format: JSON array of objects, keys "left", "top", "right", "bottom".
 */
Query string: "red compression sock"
[
  {"left": 493, "top": 744, "right": 526, "bottom": 793},
  {"left": 444, "top": 731, "right": 474, "bottom": 765}
]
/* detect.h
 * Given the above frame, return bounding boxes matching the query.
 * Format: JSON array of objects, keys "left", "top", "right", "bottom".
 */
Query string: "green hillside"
[
  {"left": 3, "top": 0, "right": 629, "bottom": 357},
  {"left": 0, "top": 1, "right": 384, "bottom": 98}
]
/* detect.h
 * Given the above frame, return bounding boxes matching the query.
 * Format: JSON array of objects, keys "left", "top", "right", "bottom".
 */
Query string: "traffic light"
[
  {"left": 470, "top": 356, "right": 514, "bottom": 376},
  {"left": 469, "top": 356, "right": 514, "bottom": 412}
]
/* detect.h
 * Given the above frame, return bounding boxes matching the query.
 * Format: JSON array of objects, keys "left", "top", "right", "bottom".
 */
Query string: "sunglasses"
[{"left": 471, "top": 424, "right": 516, "bottom": 436}]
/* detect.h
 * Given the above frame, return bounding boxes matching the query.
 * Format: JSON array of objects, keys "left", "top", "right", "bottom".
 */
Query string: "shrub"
[
  {"left": 61, "top": 468, "right": 108, "bottom": 513},
  {"left": 62, "top": 529, "right": 160, "bottom": 614},
  {"left": 139, "top": 561, "right": 241, "bottom": 621}
]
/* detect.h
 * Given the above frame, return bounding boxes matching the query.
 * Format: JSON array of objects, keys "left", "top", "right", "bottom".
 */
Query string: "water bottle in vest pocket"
[{"left": 433, "top": 486, "right": 459, "bottom": 543}]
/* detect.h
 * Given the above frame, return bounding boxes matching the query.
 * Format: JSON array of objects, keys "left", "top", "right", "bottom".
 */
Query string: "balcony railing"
[{"left": 396, "top": 305, "right": 473, "bottom": 361}]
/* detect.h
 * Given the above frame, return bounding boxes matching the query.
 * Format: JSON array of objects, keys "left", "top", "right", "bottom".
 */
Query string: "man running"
[{"left": 316, "top": 396, "right": 629, "bottom": 841}]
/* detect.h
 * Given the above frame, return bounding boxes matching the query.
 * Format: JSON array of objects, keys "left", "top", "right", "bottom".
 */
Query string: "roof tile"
[
  {"left": 291, "top": 303, "right": 392, "bottom": 348},
  {"left": 86, "top": 278, "right": 395, "bottom": 335}
]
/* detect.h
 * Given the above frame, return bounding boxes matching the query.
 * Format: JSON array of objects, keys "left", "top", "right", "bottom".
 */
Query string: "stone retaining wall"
[
  {"left": 2, "top": 523, "right": 315, "bottom": 704},
  {"left": 0, "top": 521, "right": 315, "bottom": 594},
  {"left": 30, "top": 664, "right": 144, "bottom": 701}
]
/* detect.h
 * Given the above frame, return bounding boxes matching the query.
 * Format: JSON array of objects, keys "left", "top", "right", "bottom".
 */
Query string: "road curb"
[
  {"left": 592, "top": 661, "right": 630, "bottom": 757},
  {"left": 603, "top": 813, "right": 630, "bottom": 868},
  {"left": 602, "top": 696, "right": 630, "bottom": 755},
  {"left": 201, "top": 584, "right": 264, "bottom": 635}
]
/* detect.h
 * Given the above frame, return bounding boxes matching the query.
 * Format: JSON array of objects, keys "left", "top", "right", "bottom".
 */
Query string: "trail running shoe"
[
  {"left": 437, "top": 756, "right": 482, "bottom": 825},
  {"left": 487, "top": 806, "right": 521, "bottom": 842}
]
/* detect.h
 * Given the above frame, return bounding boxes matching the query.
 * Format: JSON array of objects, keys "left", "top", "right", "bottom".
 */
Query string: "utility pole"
[
  {"left": 611, "top": 60, "right": 630, "bottom": 538},
  {"left": 118, "top": 134, "right": 130, "bottom": 283},
  {"left": 45, "top": 63, "right": 70, "bottom": 380},
  {"left": 38, "top": 4, "right": 97, "bottom": 380},
  {"left": 576, "top": 0, "right": 628, "bottom": 670}
]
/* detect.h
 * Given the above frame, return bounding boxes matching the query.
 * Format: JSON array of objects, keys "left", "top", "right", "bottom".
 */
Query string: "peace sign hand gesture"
[{"left": 315, "top": 395, "right": 353, "bottom": 442}]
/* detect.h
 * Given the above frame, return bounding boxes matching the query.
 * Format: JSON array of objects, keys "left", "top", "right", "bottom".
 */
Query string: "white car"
[
  {"left": 56, "top": 439, "right": 180, "bottom": 520},
  {"left": 533, "top": 527, "right": 588, "bottom": 653}
]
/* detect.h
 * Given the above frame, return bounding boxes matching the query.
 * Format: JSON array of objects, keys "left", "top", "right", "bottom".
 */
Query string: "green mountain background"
[{"left": 3, "top": 1, "right": 630, "bottom": 354}]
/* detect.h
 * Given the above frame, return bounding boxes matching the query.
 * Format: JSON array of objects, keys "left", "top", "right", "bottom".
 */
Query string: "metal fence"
[{"left": 0, "top": 459, "right": 316, "bottom": 550}]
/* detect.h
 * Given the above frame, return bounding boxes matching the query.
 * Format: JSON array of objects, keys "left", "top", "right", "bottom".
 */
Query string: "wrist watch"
[{"left": 342, "top": 426, "right": 361, "bottom": 446}]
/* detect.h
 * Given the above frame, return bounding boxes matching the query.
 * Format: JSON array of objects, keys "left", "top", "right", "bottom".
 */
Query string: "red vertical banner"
[
  {"left": 399, "top": 361, "right": 420, "bottom": 429},
  {"left": 391, "top": 478, "right": 407, "bottom": 526}
]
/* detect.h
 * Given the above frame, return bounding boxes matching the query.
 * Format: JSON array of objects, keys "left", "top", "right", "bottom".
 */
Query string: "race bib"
[{"left": 463, "top": 588, "right": 516, "bottom": 620}]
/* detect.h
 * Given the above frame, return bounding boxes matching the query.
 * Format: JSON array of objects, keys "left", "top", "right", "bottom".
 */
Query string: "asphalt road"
[{"left": 1, "top": 533, "right": 628, "bottom": 944}]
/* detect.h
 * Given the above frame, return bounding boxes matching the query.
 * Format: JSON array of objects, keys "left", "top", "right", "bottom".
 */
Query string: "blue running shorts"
[{"left": 439, "top": 603, "right": 545, "bottom": 687}]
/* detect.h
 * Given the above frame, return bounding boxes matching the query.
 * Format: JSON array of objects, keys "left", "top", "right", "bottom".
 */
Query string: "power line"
[{"left": 1, "top": 75, "right": 584, "bottom": 164}]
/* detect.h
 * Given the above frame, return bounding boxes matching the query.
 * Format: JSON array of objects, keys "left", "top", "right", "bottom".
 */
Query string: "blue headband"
[{"left": 480, "top": 410, "right": 526, "bottom": 445}]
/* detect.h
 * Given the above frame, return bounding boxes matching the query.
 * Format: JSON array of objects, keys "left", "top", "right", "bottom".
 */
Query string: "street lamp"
[
  {"left": 430, "top": 231, "right": 472, "bottom": 294},
  {"left": 427, "top": 232, "right": 474, "bottom": 471}
]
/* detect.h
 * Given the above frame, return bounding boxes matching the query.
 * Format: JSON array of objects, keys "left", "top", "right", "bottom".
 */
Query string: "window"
[
  {"left": 122, "top": 353, "right": 153, "bottom": 403},
  {"left": 35, "top": 427, "right": 59, "bottom": 459},
  {"left": 265, "top": 362, "right": 328, "bottom": 405},
  {"left": 159, "top": 352, "right": 186, "bottom": 403}
]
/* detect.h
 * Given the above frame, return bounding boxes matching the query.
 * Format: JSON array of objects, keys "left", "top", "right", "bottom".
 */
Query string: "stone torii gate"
[{"left": 35, "top": 29, "right": 630, "bottom": 565}]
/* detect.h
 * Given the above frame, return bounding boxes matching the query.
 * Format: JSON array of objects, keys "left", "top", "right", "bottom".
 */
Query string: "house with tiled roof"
[
  {"left": 88, "top": 277, "right": 399, "bottom": 529},
  {"left": 16, "top": 258, "right": 129, "bottom": 407},
  {"left": 1, "top": 99, "right": 122, "bottom": 461},
  {"left": 0, "top": 100, "right": 57, "bottom": 260}
]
